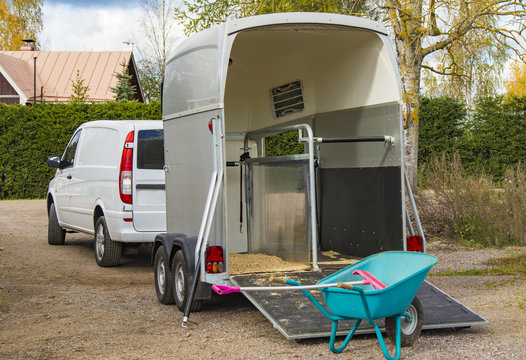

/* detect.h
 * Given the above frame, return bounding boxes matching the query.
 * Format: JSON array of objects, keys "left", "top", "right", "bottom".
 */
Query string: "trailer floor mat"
[{"left": 231, "top": 272, "right": 488, "bottom": 340}]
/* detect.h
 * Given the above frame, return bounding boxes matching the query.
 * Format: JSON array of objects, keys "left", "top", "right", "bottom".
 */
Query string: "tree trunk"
[
  {"left": 402, "top": 71, "right": 421, "bottom": 189},
  {"left": 391, "top": 2, "right": 424, "bottom": 188}
]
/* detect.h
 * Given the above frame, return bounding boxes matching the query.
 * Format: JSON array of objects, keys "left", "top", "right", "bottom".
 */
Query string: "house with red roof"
[{"left": 0, "top": 49, "right": 143, "bottom": 105}]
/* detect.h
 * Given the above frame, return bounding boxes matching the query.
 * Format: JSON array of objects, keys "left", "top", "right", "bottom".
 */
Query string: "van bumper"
[{"left": 105, "top": 210, "right": 164, "bottom": 243}]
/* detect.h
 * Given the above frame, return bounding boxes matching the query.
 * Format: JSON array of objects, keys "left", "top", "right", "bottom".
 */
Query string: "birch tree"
[
  {"left": 504, "top": 59, "right": 526, "bottom": 96},
  {"left": 377, "top": 0, "right": 526, "bottom": 184},
  {"left": 137, "top": 0, "right": 181, "bottom": 102},
  {"left": 0, "top": 0, "right": 43, "bottom": 50}
]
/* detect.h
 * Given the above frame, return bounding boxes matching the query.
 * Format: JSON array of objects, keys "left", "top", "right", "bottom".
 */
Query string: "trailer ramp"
[{"left": 231, "top": 271, "right": 487, "bottom": 340}]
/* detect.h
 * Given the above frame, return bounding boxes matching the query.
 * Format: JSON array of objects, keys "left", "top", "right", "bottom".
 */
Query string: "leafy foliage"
[
  {"left": 460, "top": 96, "right": 526, "bottom": 180},
  {"left": 111, "top": 61, "right": 137, "bottom": 102},
  {"left": 137, "top": 58, "right": 162, "bottom": 102},
  {"left": 504, "top": 60, "right": 526, "bottom": 97},
  {"left": 264, "top": 130, "right": 304, "bottom": 157},
  {"left": 0, "top": 102, "right": 161, "bottom": 199},
  {"left": 419, "top": 95, "right": 526, "bottom": 182},
  {"left": 69, "top": 70, "right": 90, "bottom": 104},
  {"left": 0, "top": 0, "right": 43, "bottom": 50},
  {"left": 174, "top": 0, "right": 372, "bottom": 35},
  {"left": 418, "top": 96, "right": 466, "bottom": 162}
]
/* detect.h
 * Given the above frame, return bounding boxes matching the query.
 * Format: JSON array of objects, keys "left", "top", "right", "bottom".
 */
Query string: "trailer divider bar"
[{"left": 316, "top": 136, "right": 394, "bottom": 144}]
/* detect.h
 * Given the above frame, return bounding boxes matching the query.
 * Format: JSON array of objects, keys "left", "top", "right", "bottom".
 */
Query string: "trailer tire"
[
  {"left": 154, "top": 246, "right": 174, "bottom": 304},
  {"left": 172, "top": 250, "right": 202, "bottom": 312},
  {"left": 385, "top": 296, "right": 423, "bottom": 347},
  {"left": 48, "top": 203, "right": 66, "bottom": 245},
  {"left": 94, "top": 216, "right": 122, "bottom": 267}
]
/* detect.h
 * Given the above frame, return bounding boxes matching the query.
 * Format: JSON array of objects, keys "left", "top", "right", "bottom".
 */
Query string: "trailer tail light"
[
  {"left": 206, "top": 246, "right": 224, "bottom": 273},
  {"left": 119, "top": 131, "right": 134, "bottom": 204},
  {"left": 407, "top": 236, "right": 423, "bottom": 252}
]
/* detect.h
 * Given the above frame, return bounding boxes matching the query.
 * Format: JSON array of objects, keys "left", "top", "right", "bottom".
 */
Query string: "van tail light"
[
  {"left": 407, "top": 235, "right": 423, "bottom": 252},
  {"left": 119, "top": 131, "right": 134, "bottom": 204},
  {"left": 206, "top": 246, "right": 224, "bottom": 273}
]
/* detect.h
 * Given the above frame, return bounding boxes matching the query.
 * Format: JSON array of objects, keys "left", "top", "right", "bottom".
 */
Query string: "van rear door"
[{"left": 132, "top": 125, "right": 166, "bottom": 232}]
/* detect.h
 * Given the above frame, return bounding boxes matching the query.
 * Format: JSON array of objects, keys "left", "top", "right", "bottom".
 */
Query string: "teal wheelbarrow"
[
  {"left": 287, "top": 251, "right": 437, "bottom": 359},
  {"left": 212, "top": 251, "right": 437, "bottom": 360}
]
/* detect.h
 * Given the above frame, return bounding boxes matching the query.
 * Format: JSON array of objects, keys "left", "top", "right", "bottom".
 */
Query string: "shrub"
[
  {"left": 458, "top": 96, "right": 526, "bottom": 181},
  {"left": 416, "top": 153, "right": 526, "bottom": 247},
  {"left": 418, "top": 96, "right": 466, "bottom": 163}
]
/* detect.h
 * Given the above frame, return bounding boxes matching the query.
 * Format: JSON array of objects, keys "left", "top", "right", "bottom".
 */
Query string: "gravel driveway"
[{"left": 0, "top": 200, "right": 525, "bottom": 359}]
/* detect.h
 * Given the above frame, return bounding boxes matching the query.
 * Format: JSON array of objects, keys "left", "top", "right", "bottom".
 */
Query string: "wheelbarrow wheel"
[{"left": 385, "top": 296, "right": 423, "bottom": 347}]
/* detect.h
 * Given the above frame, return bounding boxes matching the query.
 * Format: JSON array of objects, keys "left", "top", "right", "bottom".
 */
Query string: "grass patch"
[
  {"left": 432, "top": 253, "right": 526, "bottom": 278},
  {"left": 487, "top": 253, "right": 526, "bottom": 277}
]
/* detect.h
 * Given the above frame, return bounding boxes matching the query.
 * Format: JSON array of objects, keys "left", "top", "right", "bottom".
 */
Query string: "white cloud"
[{"left": 40, "top": 3, "right": 145, "bottom": 53}]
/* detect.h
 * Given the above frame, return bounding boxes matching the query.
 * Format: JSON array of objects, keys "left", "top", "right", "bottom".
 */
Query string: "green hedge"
[
  {"left": 0, "top": 102, "right": 161, "bottom": 199},
  {"left": 459, "top": 96, "right": 526, "bottom": 180},
  {"left": 1, "top": 96, "right": 524, "bottom": 199},
  {"left": 419, "top": 95, "right": 526, "bottom": 182},
  {"left": 418, "top": 96, "right": 466, "bottom": 161}
]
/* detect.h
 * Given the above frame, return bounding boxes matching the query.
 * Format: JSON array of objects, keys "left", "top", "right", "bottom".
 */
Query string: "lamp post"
[
  {"left": 123, "top": 41, "right": 134, "bottom": 53},
  {"left": 33, "top": 56, "right": 37, "bottom": 105},
  {"left": 22, "top": 39, "right": 37, "bottom": 105}
]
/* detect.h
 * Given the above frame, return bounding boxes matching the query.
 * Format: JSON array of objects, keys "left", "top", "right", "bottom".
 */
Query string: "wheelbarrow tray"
[{"left": 318, "top": 251, "right": 437, "bottom": 320}]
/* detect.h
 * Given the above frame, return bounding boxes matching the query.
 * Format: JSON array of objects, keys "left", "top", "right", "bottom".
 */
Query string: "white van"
[{"left": 46, "top": 120, "right": 166, "bottom": 267}]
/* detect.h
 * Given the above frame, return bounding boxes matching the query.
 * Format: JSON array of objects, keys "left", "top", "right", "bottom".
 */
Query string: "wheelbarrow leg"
[
  {"left": 329, "top": 318, "right": 362, "bottom": 354},
  {"left": 373, "top": 315, "right": 401, "bottom": 360}
]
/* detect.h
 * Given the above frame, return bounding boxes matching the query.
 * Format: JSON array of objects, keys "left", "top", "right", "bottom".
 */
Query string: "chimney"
[{"left": 20, "top": 39, "right": 36, "bottom": 51}]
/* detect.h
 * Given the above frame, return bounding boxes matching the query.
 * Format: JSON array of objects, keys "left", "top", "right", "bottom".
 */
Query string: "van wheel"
[
  {"left": 154, "top": 246, "right": 174, "bottom": 304},
  {"left": 48, "top": 203, "right": 66, "bottom": 245},
  {"left": 385, "top": 296, "right": 423, "bottom": 347},
  {"left": 94, "top": 216, "right": 122, "bottom": 267},
  {"left": 172, "top": 250, "right": 202, "bottom": 312}
]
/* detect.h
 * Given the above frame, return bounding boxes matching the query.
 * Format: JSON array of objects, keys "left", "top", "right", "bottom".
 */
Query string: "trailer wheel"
[
  {"left": 48, "top": 203, "right": 66, "bottom": 245},
  {"left": 154, "top": 246, "right": 174, "bottom": 304},
  {"left": 172, "top": 250, "right": 202, "bottom": 312},
  {"left": 385, "top": 296, "right": 423, "bottom": 347},
  {"left": 94, "top": 216, "right": 122, "bottom": 267}
]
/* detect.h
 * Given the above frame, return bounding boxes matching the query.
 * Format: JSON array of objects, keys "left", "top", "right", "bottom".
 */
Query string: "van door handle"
[{"left": 66, "top": 175, "right": 72, "bottom": 180}]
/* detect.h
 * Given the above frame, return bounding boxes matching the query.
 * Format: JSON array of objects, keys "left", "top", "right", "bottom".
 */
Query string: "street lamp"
[{"left": 123, "top": 41, "right": 134, "bottom": 53}]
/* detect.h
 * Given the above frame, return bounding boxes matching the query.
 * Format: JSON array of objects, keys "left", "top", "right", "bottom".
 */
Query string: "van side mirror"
[{"left": 46, "top": 156, "right": 62, "bottom": 169}]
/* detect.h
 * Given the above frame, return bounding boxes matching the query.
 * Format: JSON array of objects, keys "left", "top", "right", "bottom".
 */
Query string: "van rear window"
[{"left": 137, "top": 129, "right": 164, "bottom": 169}]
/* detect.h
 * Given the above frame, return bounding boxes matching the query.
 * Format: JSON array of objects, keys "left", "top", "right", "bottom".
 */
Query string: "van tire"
[
  {"left": 48, "top": 203, "right": 66, "bottom": 245},
  {"left": 385, "top": 296, "right": 423, "bottom": 347},
  {"left": 154, "top": 246, "right": 174, "bottom": 304},
  {"left": 172, "top": 250, "right": 202, "bottom": 312},
  {"left": 94, "top": 216, "right": 122, "bottom": 267}
]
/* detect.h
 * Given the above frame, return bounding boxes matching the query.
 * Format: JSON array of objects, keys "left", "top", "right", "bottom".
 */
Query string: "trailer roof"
[
  {"left": 225, "top": 12, "right": 388, "bottom": 36},
  {"left": 170, "top": 13, "right": 387, "bottom": 60},
  {"left": 164, "top": 13, "right": 397, "bottom": 119}
]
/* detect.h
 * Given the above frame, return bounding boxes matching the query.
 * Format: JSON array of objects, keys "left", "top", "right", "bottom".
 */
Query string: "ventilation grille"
[{"left": 271, "top": 80, "right": 304, "bottom": 118}]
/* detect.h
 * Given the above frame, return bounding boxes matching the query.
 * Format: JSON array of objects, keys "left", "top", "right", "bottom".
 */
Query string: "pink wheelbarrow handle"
[{"left": 212, "top": 285, "right": 241, "bottom": 295}]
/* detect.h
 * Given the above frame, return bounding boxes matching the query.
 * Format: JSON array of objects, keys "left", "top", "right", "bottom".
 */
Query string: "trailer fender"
[{"left": 152, "top": 233, "right": 197, "bottom": 275}]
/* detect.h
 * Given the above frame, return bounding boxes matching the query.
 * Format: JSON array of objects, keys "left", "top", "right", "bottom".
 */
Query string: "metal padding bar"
[{"left": 317, "top": 136, "right": 394, "bottom": 145}]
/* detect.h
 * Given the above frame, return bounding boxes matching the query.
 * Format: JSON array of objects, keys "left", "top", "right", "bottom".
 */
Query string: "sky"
[{"left": 40, "top": 0, "right": 184, "bottom": 58}]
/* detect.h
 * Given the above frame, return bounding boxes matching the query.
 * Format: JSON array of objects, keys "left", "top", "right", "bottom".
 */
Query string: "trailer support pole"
[{"left": 404, "top": 169, "right": 426, "bottom": 252}]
